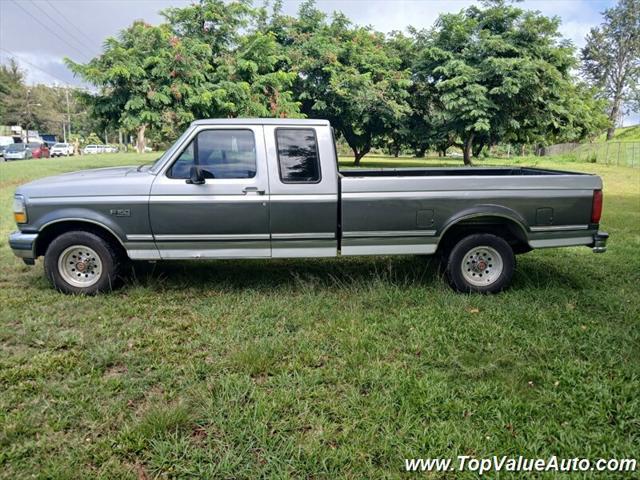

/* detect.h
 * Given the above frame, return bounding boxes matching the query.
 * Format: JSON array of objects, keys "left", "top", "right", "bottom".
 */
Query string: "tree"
[
  {"left": 288, "top": 2, "right": 411, "bottom": 165},
  {"left": 67, "top": 21, "right": 215, "bottom": 152},
  {"left": 214, "top": 30, "right": 301, "bottom": 118},
  {"left": 162, "top": 0, "right": 300, "bottom": 118},
  {"left": 415, "top": 0, "right": 586, "bottom": 165},
  {"left": 0, "top": 59, "right": 27, "bottom": 126},
  {"left": 581, "top": 0, "right": 640, "bottom": 140},
  {"left": 70, "top": 0, "right": 301, "bottom": 149}
]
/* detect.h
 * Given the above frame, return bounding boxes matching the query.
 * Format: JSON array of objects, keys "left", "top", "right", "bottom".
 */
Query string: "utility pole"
[
  {"left": 25, "top": 89, "right": 31, "bottom": 143},
  {"left": 65, "top": 87, "right": 71, "bottom": 140}
]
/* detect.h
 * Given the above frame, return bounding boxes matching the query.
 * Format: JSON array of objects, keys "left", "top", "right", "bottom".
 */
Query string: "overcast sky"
[{"left": 1, "top": 0, "right": 636, "bottom": 125}]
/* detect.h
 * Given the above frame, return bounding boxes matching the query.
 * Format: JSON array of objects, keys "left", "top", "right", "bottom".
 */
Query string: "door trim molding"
[{"left": 154, "top": 233, "right": 270, "bottom": 241}]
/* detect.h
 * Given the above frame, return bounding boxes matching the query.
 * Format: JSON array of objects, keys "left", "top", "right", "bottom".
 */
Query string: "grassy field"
[
  {"left": 596, "top": 125, "right": 640, "bottom": 142},
  {"left": 1, "top": 153, "right": 639, "bottom": 478}
]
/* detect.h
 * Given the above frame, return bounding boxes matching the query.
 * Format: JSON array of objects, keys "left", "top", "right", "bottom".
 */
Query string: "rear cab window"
[{"left": 275, "top": 128, "right": 321, "bottom": 184}]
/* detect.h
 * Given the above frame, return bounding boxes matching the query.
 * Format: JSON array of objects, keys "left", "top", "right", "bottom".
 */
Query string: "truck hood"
[{"left": 17, "top": 166, "right": 155, "bottom": 199}]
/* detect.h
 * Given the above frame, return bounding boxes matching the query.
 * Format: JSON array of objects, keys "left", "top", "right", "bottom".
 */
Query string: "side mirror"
[{"left": 186, "top": 165, "right": 205, "bottom": 185}]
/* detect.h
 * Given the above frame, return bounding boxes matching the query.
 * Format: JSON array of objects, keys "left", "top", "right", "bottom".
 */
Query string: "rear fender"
[{"left": 437, "top": 205, "right": 529, "bottom": 249}]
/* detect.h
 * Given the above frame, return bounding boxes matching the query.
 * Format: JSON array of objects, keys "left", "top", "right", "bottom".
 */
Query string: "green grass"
[
  {"left": 1, "top": 153, "right": 639, "bottom": 479},
  {"left": 596, "top": 124, "right": 640, "bottom": 143}
]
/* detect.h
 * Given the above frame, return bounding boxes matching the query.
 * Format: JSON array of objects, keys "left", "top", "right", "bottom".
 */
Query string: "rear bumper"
[
  {"left": 591, "top": 231, "right": 609, "bottom": 253},
  {"left": 9, "top": 231, "right": 38, "bottom": 265}
]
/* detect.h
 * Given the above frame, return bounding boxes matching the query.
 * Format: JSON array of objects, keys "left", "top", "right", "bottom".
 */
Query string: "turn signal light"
[
  {"left": 12, "top": 195, "right": 28, "bottom": 224},
  {"left": 591, "top": 190, "right": 603, "bottom": 224}
]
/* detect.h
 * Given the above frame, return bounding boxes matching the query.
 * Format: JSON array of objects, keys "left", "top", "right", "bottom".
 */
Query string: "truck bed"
[
  {"left": 339, "top": 166, "right": 587, "bottom": 177},
  {"left": 338, "top": 165, "right": 601, "bottom": 256}
]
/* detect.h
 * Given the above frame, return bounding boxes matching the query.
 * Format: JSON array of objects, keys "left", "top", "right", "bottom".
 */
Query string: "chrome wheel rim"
[
  {"left": 58, "top": 245, "right": 102, "bottom": 287},
  {"left": 461, "top": 245, "right": 503, "bottom": 287}
]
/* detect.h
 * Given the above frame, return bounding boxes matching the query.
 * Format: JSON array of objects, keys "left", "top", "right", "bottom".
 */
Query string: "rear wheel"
[
  {"left": 445, "top": 233, "right": 515, "bottom": 294},
  {"left": 44, "top": 231, "right": 123, "bottom": 294}
]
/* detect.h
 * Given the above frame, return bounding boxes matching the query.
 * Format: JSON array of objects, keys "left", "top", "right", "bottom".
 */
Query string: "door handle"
[{"left": 242, "top": 186, "right": 265, "bottom": 195}]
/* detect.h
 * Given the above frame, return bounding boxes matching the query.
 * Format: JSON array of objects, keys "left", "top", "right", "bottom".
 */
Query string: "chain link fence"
[{"left": 541, "top": 141, "right": 640, "bottom": 167}]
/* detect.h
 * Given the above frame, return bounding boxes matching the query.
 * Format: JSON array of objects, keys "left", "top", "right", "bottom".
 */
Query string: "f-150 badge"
[{"left": 109, "top": 208, "right": 131, "bottom": 217}]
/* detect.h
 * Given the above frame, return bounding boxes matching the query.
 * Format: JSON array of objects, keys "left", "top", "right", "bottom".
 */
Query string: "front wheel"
[
  {"left": 445, "top": 233, "right": 515, "bottom": 294},
  {"left": 44, "top": 231, "right": 123, "bottom": 294}
]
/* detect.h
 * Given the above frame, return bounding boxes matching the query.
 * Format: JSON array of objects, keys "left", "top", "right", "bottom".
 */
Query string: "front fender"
[{"left": 27, "top": 207, "right": 129, "bottom": 246}]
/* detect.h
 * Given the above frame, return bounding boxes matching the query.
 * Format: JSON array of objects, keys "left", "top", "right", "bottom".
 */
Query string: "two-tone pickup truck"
[{"left": 9, "top": 118, "right": 608, "bottom": 294}]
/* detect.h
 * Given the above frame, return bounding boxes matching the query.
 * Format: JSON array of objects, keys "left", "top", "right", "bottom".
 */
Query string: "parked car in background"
[
  {"left": 29, "top": 143, "right": 50, "bottom": 159},
  {"left": 4, "top": 143, "right": 32, "bottom": 160},
  {"left": 104, "top": 145, "right": 119, "bottom": 153},
  {"left": 83, "top": 145, "right": 101, "bottom": 154},
  {"left": 50, "top": 143, "right": 74, "bottom": 157},
  {"left": 0, "top": 136, "right": 14, "bottom": 158}
]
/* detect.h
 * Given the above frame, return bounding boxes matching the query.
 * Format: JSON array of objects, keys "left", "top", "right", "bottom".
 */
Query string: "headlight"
[{"left": 13, "top": 195, "right": 27, "bottom": 224}]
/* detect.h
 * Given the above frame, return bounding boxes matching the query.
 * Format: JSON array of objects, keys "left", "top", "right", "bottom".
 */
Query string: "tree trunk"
[
  {"left": 393, "top": 147, "right": 400, "bottom": 158},
  {"left": 136, "top": 125, "right": 147, "bottom": 154},
  {"left": 463, "top": 134, "right": 474, "bottom": 166},
  {"left": 606, "top": 101, "right": 620, "bottom": 140},
  {"left": 472, "top": 141, "right": 485, "bottom": 158},
  {"left": 352, "top": 144, "right": 371, "bottom": 166}
]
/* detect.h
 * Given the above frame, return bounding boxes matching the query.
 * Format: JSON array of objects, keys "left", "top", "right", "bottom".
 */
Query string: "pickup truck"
[{"left": 9, "top": 118, "right": 608, "bottom": 295}]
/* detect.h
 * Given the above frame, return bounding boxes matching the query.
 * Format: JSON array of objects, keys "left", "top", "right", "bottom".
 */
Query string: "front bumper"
[
  {"left": 591, "top": 231, "right": 609, "bottom": 253},
  {"left": 9, "top": 231, "right": 38, "bottom": 265}
]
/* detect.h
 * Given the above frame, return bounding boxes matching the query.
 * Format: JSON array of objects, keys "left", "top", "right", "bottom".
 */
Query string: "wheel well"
[
  {"left": 35, "top": 221, "right": 127, "bottom": 258},
  {"left": 436, "top": 217, "right": 531, "bottom": 255}
]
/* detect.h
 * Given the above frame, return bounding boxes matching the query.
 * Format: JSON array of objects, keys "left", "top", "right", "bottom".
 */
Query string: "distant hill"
[{"left": 595, "top": 125, "right": 640, "bottom": 143}]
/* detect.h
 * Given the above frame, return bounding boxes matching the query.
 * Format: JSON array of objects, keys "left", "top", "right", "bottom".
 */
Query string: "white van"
[{"left": 83, "top": 145, "right": 101, "bottom": 154}]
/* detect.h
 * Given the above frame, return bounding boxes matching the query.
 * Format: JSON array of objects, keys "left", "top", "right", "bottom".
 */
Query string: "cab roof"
[{"left": 191, "top": 118, "right": 330, "bottom": 126}]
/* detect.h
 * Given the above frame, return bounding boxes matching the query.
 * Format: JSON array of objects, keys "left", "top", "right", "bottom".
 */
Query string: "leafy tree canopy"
[
  {"left": 413, "top": 0, "right": 596, "bottom": 164},
  {"left": 286, "top": 3, "right": 412, "bottom": 164},
  {"left": 59, "top": 0, "right": 612, "bottom": 163},
  {"left": 581, "top": 0, "right": 640, "bottom": 139}
]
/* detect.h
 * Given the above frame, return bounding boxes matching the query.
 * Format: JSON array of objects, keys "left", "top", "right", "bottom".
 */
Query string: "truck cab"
[{"left": 147, "top": 119, "right": 339, "bottom": 259}]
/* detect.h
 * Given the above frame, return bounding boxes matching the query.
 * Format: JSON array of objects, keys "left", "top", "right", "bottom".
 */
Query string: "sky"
[{"left": 1, "top": 0, "right": 636, "bottom": 125}]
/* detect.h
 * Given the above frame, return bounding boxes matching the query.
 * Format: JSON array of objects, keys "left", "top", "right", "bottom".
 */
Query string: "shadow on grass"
[
  {"left": 126, "top": 255, "right": 443, "bottom": 293},
  {"left": 119, "top": 251, "right": 586, "bottom": 294}
]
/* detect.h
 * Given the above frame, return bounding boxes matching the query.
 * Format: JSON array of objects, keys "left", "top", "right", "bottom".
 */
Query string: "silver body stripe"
[
  {"left": 149, "top": 195, "right": 266, "bottom": 203},
  {"left": 29, "top": 196, "right": 147, "bottom": 204},
  {"left": 343, "top": 230, "right": 437, "bottom": 238},
  {"left": 341, "top": 244, "right": 437, "bottom": 256},
  {"left": 272, "top": 232, "right": 335, "bottom": 239},
  {"left": 529, "top": 225, "right": 589, "bottom": 232},
  {"left": 529, "top": 237, "right": 593, "bottom": 248},
  {"left": 155, "top": 234, "right": 270, "bottom": 241},
  {"left": 126, "top": 234, "right": 154, "bottom": 241}
]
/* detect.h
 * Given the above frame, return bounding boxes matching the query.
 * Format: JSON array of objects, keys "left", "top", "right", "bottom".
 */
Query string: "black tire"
[
  {"left": 44, "top": 231, "right": 123, "bottom": 295},
  {"left": 445, "top": 233, "right": 515, "bottom": 294}
]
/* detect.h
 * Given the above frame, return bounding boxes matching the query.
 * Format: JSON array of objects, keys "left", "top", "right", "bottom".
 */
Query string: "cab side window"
[
  {"left": 168, "top": 129, "right": 256, "bottom": 179},
  {"left": 276, "top": 128, "right": 321, "bottom": 183}
]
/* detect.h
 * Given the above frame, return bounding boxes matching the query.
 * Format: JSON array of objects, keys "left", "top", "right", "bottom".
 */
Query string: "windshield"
[{"left": 7, "top": 144, "right": 25, "bottom": 152}]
